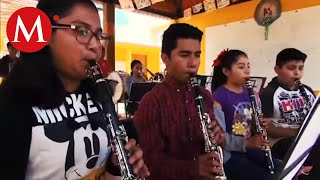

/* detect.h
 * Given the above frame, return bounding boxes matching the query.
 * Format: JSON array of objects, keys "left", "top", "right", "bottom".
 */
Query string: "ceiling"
[
  {"left": 112, "top": 0, "right": 252, "bottom": 19},
  {"left": 0, "top": 0, "right": 253, "bottom": 26},
  {"left": 0, "top": 0, "right": 252, "bottom": 41}
]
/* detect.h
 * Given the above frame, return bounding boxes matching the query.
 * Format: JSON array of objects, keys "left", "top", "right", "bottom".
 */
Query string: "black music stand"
[
  {"left": 126, "top": 82, "right": 158, "bottom": 116},
  {"left": 250, "top": 76, "right": 267, "bottom": 94},
  {"left": 197, "top": 75, "right": 212, "bottom": 88},
  {"left": 278, "top": 96, "right": 320, "bottom": 180}
]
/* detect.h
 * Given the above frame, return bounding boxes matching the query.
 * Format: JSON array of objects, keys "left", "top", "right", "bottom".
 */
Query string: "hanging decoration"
[
  {"left": 134, "top": 0, "right": 152, "bottom": 9},
  {"left": 118, "top": 0, "right": 135, "bottom": 10},
  {"left": 184, "top": 8, "right": 192, "bottom": 18},
  {"left": 254, "top": 0, "right": 282, "bottom": 40},
  {"left": 203, "top": 0, "right": 217, "bottom": 11},
  {"left": 117, "top": 0, "right": 255, "bottom": 19},
  {"left": 216, "top": 0, "right": 230, "bottom": 9},
  {"left": 192, "top": 3, "right": 204, "bottom": 14}
]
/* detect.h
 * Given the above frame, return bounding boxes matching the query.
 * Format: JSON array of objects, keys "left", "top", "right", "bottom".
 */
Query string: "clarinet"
[
  {"left": 295, "top": 80, "right": 312, "bottom": 114},
  {"left": 245, "top": 80, "right": 275, "bottom": 174},
  {"left": 190, "top": 75, "right": 227, "bottom": 180},
  {"left": 87, "top": 61, "right": 138, "bottom": 180}
]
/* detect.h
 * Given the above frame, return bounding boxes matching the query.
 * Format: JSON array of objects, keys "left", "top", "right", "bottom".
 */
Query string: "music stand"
[
  {"left": 126, "top": 82, "right": 158, "bottom": 116},
  {"left": 278, "top": 96, "right": 320, "bottom": 180},
  {"left": 196, "top": 75, "right": 210, "bottom": 87},
  {"left": 250, "top": 76, "right": 267, "bottom": 94}
]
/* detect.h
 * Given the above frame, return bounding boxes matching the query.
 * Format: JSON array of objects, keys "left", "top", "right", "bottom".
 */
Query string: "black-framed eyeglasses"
[{"left": 51, "top": 23, "right": 110, "bottom": 44}]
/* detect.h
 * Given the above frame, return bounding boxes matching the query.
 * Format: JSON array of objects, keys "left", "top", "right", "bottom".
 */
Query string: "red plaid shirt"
[{"left": 133, "top": 75, "right": 218, "bottom": 180}]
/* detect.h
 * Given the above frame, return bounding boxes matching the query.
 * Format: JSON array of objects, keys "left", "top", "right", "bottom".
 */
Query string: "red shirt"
[
  {"left": 97, "top": 58, "right": 111, "bottom": 77},
  {"left": 133, "top": 75, "right": 218, "bottom": 180}
]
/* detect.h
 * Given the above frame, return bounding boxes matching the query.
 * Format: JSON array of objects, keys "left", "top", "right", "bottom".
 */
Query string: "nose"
[
  {"left": 87, "top": 35, "right": 102, "bottom": 58},
  {"left": 187, "top": 55, "right": 199, "bottom": 68},
  {"left": 294, "top": 68, "right": 301, "bottom": 76},
  {"left": 244, "top": 66, "right": 250, "bottom": 74}
]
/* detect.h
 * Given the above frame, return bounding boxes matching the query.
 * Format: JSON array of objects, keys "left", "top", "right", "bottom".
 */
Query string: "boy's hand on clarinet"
[
  {"left": 197, "top": 153, "right": 224, "bottom": 180},
  {"left": 208, "top": 120, "right": 226, "bottom": 147},
  {"left": 246, "top": 134, "right": 270, "bottom": 151}
]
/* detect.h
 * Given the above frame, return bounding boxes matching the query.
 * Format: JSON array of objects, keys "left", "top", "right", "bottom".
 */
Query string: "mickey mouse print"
[{"left": 25, "top": 92, "right": 111, "bottom": 180}]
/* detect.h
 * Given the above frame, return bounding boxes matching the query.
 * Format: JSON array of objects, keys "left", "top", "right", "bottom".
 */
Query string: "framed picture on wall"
[{"left": 250, "top": 76, "right": 267, "bottom": 94}]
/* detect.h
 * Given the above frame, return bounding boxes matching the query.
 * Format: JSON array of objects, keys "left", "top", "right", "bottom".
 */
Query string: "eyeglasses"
[{"left": 51, "top": 23, "right": 110, "bottom": 44}]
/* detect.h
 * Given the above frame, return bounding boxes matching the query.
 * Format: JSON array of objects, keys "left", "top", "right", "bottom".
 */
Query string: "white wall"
[
  {"left": 115, "top": 8, "right": 171, "bottom": 47},
  {"left": 206, "top": 5, "right": 320, "bottom": 90}
]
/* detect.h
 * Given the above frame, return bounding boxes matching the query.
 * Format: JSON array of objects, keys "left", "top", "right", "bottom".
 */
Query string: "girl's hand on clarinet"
[
  {"left": 209, "top": 120, "right": 226, "bottom": 147},
  {"left": 125, "top": 139, "right": 150, "bottom": 178}
]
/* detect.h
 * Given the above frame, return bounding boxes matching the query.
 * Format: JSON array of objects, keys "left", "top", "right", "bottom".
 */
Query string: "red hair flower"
[{"left": 212, "top": 48, "right": 229, "bottom": 67}]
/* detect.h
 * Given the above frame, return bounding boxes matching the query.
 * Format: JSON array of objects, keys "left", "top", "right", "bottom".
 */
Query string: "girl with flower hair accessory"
[
  {"left": 212, "top": 48, "right": 229, "bottom": 67},
  {"left": 211, "top": 49, "right": 282, "bottom": 180}
]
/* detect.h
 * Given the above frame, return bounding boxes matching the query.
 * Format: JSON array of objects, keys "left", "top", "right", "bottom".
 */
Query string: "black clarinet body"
[
  {"left": 87, "top": 61, "right": 138, "bottom": 180},
  {"left": 190, "top": 75, "right": 227, "bottom": 180},
  {"left": 296, "top": 80, "right": 312, "bottom": 115},
  {"left": 245, "top": 80, "right": 275, "bottom": 174}
]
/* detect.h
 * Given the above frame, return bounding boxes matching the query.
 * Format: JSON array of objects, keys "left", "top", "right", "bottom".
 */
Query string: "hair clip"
[{"left": 212, "top": 48, "right": 229, "bottom": 67}]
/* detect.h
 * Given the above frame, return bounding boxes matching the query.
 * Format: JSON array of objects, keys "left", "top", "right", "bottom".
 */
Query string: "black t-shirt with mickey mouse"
[{"left": 0, "top": 83, "right": 112, "bottom": 180}]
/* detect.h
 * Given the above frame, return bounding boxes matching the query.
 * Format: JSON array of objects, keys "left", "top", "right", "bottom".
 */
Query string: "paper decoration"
[
  {"left": 118, "top": 0, "right": 135, "bottom": 10},
  {"left": 134, "top": 0, "right": 152, "bottom": 9},
  {"left": 150, "top": 0, "right": 164, "bottom": 4},
  {"left": 192, "top": 3, "right": 204, "bottom": 14},
  {"left": 254, "top": 0, "right": 282, "bottom": 40},
  {"left": 216, "top": 0, "right": 230, "bottom": 9},
  {"left": 184, "top": 8, "right": 192, "bottom": 17},
  {"left": 203, "top": 0, "right": 217, "bottom": 11}
]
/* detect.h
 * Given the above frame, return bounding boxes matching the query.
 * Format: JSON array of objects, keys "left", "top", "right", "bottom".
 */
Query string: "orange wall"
[
  {"left": 115, "top": 42, "right": 161, "bottom": 75},
  {"left": 176, "top": 0, "right": 320, "bottom": 74}
]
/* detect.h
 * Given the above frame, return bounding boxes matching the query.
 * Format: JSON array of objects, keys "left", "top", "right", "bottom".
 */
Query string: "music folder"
[{"left": 279, "top": 96, "right": 320, "bottom": 180}]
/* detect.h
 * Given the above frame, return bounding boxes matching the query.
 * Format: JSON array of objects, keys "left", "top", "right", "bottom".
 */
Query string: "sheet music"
[{"left": 280, "top": 96, "right": 320, "bottom": 180}]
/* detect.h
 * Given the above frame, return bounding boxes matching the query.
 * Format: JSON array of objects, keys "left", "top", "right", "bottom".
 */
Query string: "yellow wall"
[
  {"left": 115, "top": 42, "right": 161, "bottom": 75},
  {"left": 176, "top": 0, "right": 320, "bottom": 75}
]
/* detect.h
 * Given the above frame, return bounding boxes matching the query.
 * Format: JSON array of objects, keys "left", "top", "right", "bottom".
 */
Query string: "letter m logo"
[
  {"left": 6, "top": 7, "right": 52, "bottom": 52},
  {"left": 13, "top": 15, "right": 46, "bottom": 43}
]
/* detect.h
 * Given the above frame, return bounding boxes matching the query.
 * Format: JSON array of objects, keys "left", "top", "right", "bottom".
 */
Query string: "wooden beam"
[
  {"left": 175, "top": 0, "right": 183, "bottom": 19},
  {"left": 141, "top": 7, "right": 176, "bottom": 19},
  {"left": 103, "top": 0, "right": 115, "bottom": 71}
]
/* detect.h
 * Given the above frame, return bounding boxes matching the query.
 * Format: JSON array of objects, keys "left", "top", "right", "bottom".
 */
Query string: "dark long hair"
[
  {"left": 130, "top": 60, "right": 142, "bottom": 76},
  {"left": 0, "top": 0, "right": 98, "bottom": 108},
  {"left": 211, "top": 49, "right": 248, "bottom": 92}
]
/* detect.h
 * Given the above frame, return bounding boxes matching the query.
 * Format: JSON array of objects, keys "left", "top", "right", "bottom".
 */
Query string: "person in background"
[
  {"left": 125, "top": 59, "right": 147, "bottom": 94},
  {"left": 133, "top": 23, "right": 226, "bottom": 180},
  {"left": 211, "top": 49, "right": 281, "bottom": 180},
  {"left": 0, "top": 0, "right": 149, "bottom": 179},
  {"left": 0, "top": 42, "right": 18, "bottom": 78}
]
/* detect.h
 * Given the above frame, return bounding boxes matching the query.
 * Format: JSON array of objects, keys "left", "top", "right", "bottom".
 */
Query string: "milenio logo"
[{"left": 6, "top": 7, "right": 59, "bottom": 53}]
